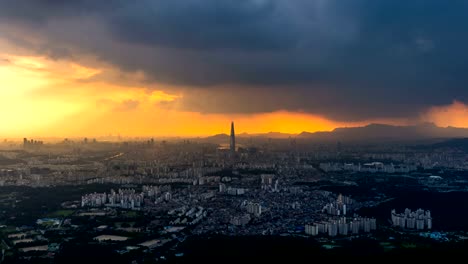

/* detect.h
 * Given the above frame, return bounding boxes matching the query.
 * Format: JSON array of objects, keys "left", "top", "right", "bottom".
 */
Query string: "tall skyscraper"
[{"left": 230, "top": 121, "right": 236, "bottom": 153}]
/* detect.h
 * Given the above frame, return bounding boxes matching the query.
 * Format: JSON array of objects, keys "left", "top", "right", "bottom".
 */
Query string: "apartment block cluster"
[
  {"left": 81, "top": 185, "right": 172, "bottom": 209},
  {"left": 193, "top": 175, "right": 224, "bottom": 186},
  {"left": 322, "top": 194, "right": 353, "bottom": 216},
  {"left": 391, "top": 208, "right": 432, "bottom": 230},
  {"left": 81, "top": 189, "right": 143, "bottom": 209},
  {"left": 169, "top": 206, "right": 206, "bottom": 226},
  {"left": 319, "top": 162, "right": 417, "bottom": 173},
  {"left": 230, "top": 214, "right": 251, "bottom": 226},
  {"left": 260, "top": 174, "right": 279, "bottom": 192},
  {"left": 305, "top": 215, "right": 377, "bottom": 237},
  {"left": 81, "top": 192, "right": 107, "bottom": 207},
  {"left": 244, "top": 201, "right": 262, "bottom": 217},
  {"left": 228, "top": 200, "right": 263, "bottom": 227},
  {"left": 142, "top": 185, "right": 171, "bottom": 198},
  {"left": 219, "top": 184, "right": 247, "bottom": 196}
]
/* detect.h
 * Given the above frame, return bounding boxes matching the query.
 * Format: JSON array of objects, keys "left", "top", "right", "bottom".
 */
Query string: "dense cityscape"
[
  {"left": 2, "top": 1, "right": 468, "bottom": 262},
  {"left": 0, "top": 122, "right": 468, "bottom": 263}
]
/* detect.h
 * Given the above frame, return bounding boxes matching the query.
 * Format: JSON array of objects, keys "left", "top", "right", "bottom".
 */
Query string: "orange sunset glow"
[
  {"left": 422, "top": 101, "right": 468, "bottom": 128},
  {"left": 0, "top": 52, "right": 466, "bottom": 139}
]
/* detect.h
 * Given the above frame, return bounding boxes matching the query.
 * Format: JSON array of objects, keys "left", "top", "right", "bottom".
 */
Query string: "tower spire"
[{"left": 230, "top": 121, "right": 236, "bottom": 153}]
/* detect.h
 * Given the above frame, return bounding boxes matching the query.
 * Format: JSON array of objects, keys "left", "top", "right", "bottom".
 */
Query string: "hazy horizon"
[{"left": 0, "top": 121, "right": 466, "bottom": 143}]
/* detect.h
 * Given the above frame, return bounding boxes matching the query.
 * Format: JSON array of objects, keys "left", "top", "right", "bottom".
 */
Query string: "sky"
[{"left": 0, "top": 0, "right": 467, "bottom": 138}]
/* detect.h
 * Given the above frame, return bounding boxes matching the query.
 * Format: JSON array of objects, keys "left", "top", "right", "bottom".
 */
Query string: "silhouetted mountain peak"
[
  {"left": 208, "top": 133, "right": 229, "bottom": 139},
  {"left": 417, "top": 122, "right": 438, "bottom": 127}
]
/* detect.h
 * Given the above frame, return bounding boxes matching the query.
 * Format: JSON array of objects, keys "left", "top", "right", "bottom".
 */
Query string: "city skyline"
[{"left": 1, "top": 1, "right": 468, "bottom": 137}]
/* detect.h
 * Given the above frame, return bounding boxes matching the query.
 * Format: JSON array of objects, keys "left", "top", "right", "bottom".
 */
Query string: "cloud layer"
[{"left": 0, "top": 0, "right": 467, "bottom": 121}]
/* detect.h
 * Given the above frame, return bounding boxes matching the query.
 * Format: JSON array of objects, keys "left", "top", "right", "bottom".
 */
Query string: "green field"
[
  {"left": 401, "top": 242, "right": 417, "bottom": 248},
  {"left": 47, "top": 210, "right": 75, "bottom": 218},
  {"left": 115, "top": 222, "right": 136, "bottom": 228},
  {"left": 122, "top": 211, "right": 139, "bottom": 218},
  {"left": 0, "top": 226, "right": 17, "bottom": 235},
  {"left": 380, "top": 242, "right": 396, "bottom": 252}
]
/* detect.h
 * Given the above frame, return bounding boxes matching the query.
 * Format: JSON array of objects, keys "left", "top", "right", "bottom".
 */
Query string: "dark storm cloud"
[
  {"left": 1, "top": 0, "right": 468, "bottom": 121},
  {"left": 0, "top": 0, "right": 110, "bottom": 23},
  {"left": 109, "top": 1, "right": 298, "bottom": 51}
]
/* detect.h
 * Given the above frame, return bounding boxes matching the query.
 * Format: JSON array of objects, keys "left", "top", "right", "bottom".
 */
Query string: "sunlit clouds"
[
  {"left": 0, "top": 52, "right": 363, "bottom": 138},
  {"left": 0, "top": 53, "right": 178, "bottom": 137},
  {"left": 422, "top": 101, "right": 468, "bottom": 128},
  {"left": 0, "top": 51, "right": 466, "bottom": 139}
]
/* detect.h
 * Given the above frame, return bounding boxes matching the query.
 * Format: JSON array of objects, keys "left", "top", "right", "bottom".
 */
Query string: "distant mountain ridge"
[
  {"left": 203, "top": 123, "right": 468, "bottom": 143},
  {"left": 296, "top": 122, "right": 468, "bottom": 142}
]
